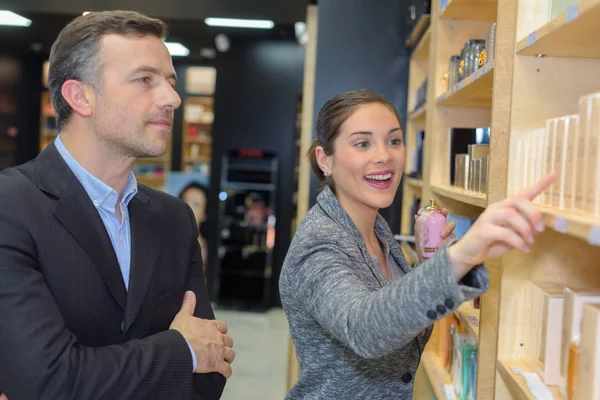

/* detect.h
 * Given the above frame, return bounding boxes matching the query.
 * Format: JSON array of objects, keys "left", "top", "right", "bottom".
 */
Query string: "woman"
[
  {"left": 178, "top": 182, "right": 209, "bottom": 270},
  {"left": 279, "top": 89, "right": 554, "bottom": 399}
]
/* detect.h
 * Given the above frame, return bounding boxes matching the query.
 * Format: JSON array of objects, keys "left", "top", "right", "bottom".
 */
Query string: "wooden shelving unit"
[
  {"left": 455, "top": 301, "right": 480, "bottom": 340},
  {"left": 405, "top": 177, "right": 424, "bottom": 190},
  {"left": 410, "top": 104, "right": 427, "bottom": 121},
  {"left": 516, "top": 0, "right": 600, "bottom": 58},
  {"left": 437, "top": 60, "right": 494, "bottom": 107},
  {"left": 538, "top": 206, "right": 600, "bottom": 245},
  {"left": 407, "top": 14, "right": 431, "bottom": 48},
  {"left": 422, "top": 352, "right": 456, "bottom": 400},
  {"left": 439, "top": 0, "right": 498, "bottom": 21},
  {"left": 497, "top": 359, "right": 563, "bottom": 399},
  {"left": 181, "top": 96, "right": 214, "bottom": 174},
  {"left": 431, "top": 184, "right": 487, "bottom": 208},
  {"left": 411, "top": 27, "right": 432, "bottom": 61},
  {"left": 39, "top": 91, "right": 57, "bottom": 152}
]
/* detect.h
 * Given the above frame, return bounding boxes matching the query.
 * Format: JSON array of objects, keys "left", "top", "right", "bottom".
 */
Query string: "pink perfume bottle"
[{"left": 416, "top": 199, "right": 447, "bottom": 260}]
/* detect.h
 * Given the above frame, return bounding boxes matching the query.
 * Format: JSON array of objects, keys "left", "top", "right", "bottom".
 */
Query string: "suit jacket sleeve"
[
  {"left": 286, "top": 238, "right": 489, "bottom": 360},
  {"left": 0, "top": 202, "right": 197, "bottom": 399},
  {"left": 184, "top": 205, "right": 227, "bottom": 400}
]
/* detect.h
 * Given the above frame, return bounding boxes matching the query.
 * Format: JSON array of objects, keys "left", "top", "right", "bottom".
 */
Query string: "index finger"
[{"left": 518, "top": 171, "right": 557, "bottom": 201}]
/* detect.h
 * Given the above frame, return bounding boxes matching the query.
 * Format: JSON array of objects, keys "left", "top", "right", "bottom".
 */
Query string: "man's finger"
[
  {"left": 179, "top": 291, "right": 196, "bottom": 316},
  {"left": 218, "top": 362, "right": 233, "bottom": 379},
  {"left": 519, "top": 171, "right": 557, "bottom": 201},
  {"left": 0, "top": 393, "right": 8, "bottom": 400},
  {"left": 224, "top": 347, "right": 236, "bottom": 364},
  {"left": 222, "top": 334, "right": 234, "bottom": 348},
  {"left": 211, "top": 320, "right": 228, "bottom": 334}
]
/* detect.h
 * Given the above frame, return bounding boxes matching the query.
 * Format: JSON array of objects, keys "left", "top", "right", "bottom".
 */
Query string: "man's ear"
[
  {"left": 60, "top": 80, "right": 94, "bottom": 117},
  {"left": 315, "top": 146, "right": 332, "bottom": 176}
]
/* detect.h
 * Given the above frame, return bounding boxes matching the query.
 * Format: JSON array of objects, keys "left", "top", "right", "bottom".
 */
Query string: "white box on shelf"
[
  {"left": 579, "top": 303, "right": 600, "bottom": 400},
  {"left": 559, "top": 288, "right": 600, "bottom": 397}
]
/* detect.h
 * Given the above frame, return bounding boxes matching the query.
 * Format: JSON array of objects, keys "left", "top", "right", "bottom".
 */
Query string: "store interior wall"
[
  {"left": 205, "top": 38, "right": 305, "bottom": 307},
  {"left": 310, "top": 0, "right": 412, "bottom": 233}
]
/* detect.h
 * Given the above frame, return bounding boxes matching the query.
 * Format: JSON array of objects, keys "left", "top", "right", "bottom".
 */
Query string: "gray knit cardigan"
[{"left": 279, "top": 186, "right": 489, "bottom": 399}]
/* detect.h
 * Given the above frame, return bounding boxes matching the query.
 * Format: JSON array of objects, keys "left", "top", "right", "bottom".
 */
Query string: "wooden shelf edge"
[
  {"left": 422, "top": 352, "right": 456, "bottom": 400},
  {"left": 410, "top": 104, "right": 427, "bottom": 121},
  {"left": 431, "top": 184, "right": 487, "bottom": 208},
  {"left": 411, "top": 26, "right": 431, "bottom": 60},
  {"left": 537, "top": 205, "right": 600, "bottom": 246},
  {"left": 439, "top": 0, "right": 498, "bottom": 21},
  {"left": 455, "top": 301, "right": 480, "bottom": 340},
  {"left": 497, "top": 359, "right": 563, "bottom": 399},
  {"left": 405, "top": 177, "right": 424, "bottom": 189},
  {"left": 406, "top": 14, "right": 431, "bottom": 48},
  {"left": 437, "top": 60, "right": 494, "bottom": 106},
  {"left": 516, "top": 0, "right": 600, "bottom": 57}
]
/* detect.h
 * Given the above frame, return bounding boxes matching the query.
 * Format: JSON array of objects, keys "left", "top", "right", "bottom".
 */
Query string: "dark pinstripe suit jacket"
[{"left": 0, "top": 143, "right": 225, "bottom": 399}]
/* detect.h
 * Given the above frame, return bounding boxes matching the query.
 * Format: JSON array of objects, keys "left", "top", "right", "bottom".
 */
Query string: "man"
[{"left": 0, "top": 11, "right": 233, "bottom": 399}]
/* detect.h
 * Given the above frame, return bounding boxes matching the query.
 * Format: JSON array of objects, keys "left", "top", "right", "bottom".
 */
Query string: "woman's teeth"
[{"left": 365, "top": 173, "right": 392, "bottom": 181}]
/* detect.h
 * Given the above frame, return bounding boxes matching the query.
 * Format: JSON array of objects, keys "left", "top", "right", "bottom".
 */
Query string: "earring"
[{"left": 323, "top": 172, "right": 328, "bottom": 177}]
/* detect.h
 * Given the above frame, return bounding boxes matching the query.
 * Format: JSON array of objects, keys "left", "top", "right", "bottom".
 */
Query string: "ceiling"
[{"left": 0, "top": 1, "right": 308, "bottom": 60}]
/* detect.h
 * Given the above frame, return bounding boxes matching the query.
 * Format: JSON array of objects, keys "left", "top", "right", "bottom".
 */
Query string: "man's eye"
[{"left": 137, "top": 77, "right": 151, "bottom": 84}]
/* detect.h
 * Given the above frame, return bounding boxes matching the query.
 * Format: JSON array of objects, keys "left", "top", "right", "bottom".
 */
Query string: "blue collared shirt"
[{"left": 54, "top": 136, "right": 197, "bottom": 372}]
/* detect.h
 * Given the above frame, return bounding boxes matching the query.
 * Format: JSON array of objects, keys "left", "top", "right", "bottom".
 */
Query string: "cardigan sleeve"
[{"left": 289, "top": 239, "right": 489, "bottom": 360}]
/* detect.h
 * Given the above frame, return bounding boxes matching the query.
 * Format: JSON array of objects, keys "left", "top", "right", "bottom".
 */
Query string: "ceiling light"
[
  {"left": 0, "top": 11, "right": 32, "bottom": 27},
  {"left": 165, "top": 42, "right": 190, "bottom": 57},
  {"left": 205, "top": 17, "right": 274, "bottom": 29}
]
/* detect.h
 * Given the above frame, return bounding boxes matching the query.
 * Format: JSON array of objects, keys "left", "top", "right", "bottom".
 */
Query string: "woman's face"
[
  {"left": 319, "top": 103, "right": 405, "bottom": 212},
  {"left": 182, "top": 188, "right": 207, "bottom": 226}
]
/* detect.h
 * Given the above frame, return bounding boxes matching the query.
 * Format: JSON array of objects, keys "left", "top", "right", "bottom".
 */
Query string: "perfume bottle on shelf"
[{"left": 415, "top": 199, "right": 447, "bottom": 260}]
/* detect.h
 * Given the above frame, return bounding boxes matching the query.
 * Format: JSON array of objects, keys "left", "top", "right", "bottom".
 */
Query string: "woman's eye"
[
  {"left": 356, "top": 141, "right": 369, "bottom": 149},
  {"left": 389, "top": 138, "right": 403, "bottom": 146}
]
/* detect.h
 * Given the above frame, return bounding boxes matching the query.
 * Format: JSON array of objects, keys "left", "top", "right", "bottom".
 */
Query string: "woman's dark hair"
[
  {"left": 178, "top": 182, "right": 209, "bottom": 235},
  {"left": 178, "top": 181, "right": 209, "bottom": 201},
  {"left": 307, "top": 89, "right": 402, "bottom": 190}
]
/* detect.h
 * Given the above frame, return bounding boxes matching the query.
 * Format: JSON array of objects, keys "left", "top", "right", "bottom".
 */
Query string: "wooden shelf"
[
  {"left": 184, "top": 156, "right": 211, "bottom": 164},
  {"left": 406, "top": 14, "right": 431, "bottom": 48},
  {"left": 437, "top": 60, "right": 494, "bottom": 107},
  {"left": 136, "top": 157, "right": 169, "bottom": 164},
  {"left": 184, "top": 136, "right": 212, "bottom": 144},
  {"left": 439, "top": 0, "right": 497, "bottom": 21},
  {"left": 537, "top": 205, "right": 600, "bottom": 246},
  {"left": 431, "top": 184, "right": 487, "bottom": 208},
  {"left": 411, "top": 26, "right": 431, "bottom": 61},
  {"left": 410, "top": 104, "right": 427, "bottom": 121},
  {"left": 516, "top": 0, "right": 600, "bottom": 58},
  {"left": 455, "top": 301, "right": 480, "bottom": 340},
  {"left": 422, "top": 352, "right": 456, "bottom": 400},
  {"left": 405, "top": 177, "right": 424, "bottom": 190},
  {"left": 497, "top": 359, "right": 563, "bottom": 399},
  {"left": 136, "top": 175, "right": 165, "bottom": 188}
]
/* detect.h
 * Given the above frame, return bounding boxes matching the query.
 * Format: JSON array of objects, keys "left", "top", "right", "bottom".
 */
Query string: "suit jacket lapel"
[
  {"left": 37, "top": 142, "right": 127, "bottom": 310},
  {"left": 124, "top": 193, "right": 165, "bottom": 331}
]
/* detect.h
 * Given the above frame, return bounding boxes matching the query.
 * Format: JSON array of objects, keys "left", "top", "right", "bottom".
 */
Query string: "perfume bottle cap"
[{"left": 425, "top": 199, "right": 442, "bottom": 211}]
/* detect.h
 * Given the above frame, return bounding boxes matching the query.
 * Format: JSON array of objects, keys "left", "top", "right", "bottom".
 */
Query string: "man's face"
[{"left": 91, "top": 34, "right": 181, "bottom": 158}]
